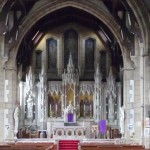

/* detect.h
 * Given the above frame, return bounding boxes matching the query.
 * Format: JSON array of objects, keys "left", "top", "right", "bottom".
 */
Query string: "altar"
[
  {"left": 52, "top": 126, "right": 86, "bottom": 139},
  {"left": 18, "top": 53, "right": 122, "bottom": 140}
]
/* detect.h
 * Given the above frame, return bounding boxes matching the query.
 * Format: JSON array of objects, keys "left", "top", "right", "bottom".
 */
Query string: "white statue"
[
  {"left": 96, "top": 105, "right": 101, "bottom": 122},
  {"left": 108, "top": 93, "right": 114, "bottom": 116},
  {"left": 106, "top": 129, "right": 110, "bottom": 139},
  {"left": 27, "top": 94, "right": 34, "bottom": 119},
  {"left": 119, "top": 106, "right": 124, "bottom": 137},
  {"left": 107, "top": 89, "right": 116, "bottom": 120},
  {"left": 66, "top": 101, "right": 74, "bottom": 113},
  {"left": 14, "top": 105, "right": 20, "bottom": 133},
  {"left": 64, "top": 101, "right": 76, "bottom": 122}
]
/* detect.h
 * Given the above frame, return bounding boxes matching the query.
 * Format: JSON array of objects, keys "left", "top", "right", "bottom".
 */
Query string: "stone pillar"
[
  {"left": 117, "top": 82, "right": 121, "bottom": 124},
  {"left": 3, "top": 66, "right": 17, "bottom": 141},
  {"left": 19, "top": 82, "right": 25, "bottom": 127},
  {"left": 139, "top": 43, "right": 144, "bottom": 145},
  {"left": 0, "top": 34, "right": 5, "bottom": 142},
  {"left": 122, "top": 66, "right": 135, "bottom": 142},
  {"left": 141, "top": 42, "right": 150, "bottom": 149}
]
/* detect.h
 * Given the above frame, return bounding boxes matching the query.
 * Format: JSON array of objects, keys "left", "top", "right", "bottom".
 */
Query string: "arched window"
[
  {"left": 85, "top": 38, "right": 95, "bottom": 70},
  {"left": 64, "top": 29, "right": 78, "bottom": 68},
  {"left": 47, "top": 38, "right": 57, "bottom": 70},
  {"left": 35, "top": 50, "right": 42, "bottom": 69}
]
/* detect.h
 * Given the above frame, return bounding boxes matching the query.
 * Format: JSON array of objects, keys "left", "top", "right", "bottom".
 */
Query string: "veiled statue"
[{"left": 64, "top": 101, "right": 76, "bottom": 122}]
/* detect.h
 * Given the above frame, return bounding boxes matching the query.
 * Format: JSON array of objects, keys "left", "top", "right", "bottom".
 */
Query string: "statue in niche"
[
  {"left": 49, "top": 95, "right": 54, "bottom": 117},
  {"left": 96, "top": 105, "right": 101, "bottom": 122},
  {"left": 84, "top": 97, "right": 90, "bottom": 117},
  {"left": 27, "top": 94, "right": 34, "bottom": 120},
  {"left": 119, "top": 106, "right": 124, "bottom": 137},
  {"left": 14, "top": 104, "right": 20, "bottom": 134},
  {"left": 66, "top": 101, "right": 74, "bottom": 113},
  {"left": 80, "top": 100, "right": 84, "bottom": 117},
  {"left": 107, "top": 89, "right": 116, "bottom": 120},
  {"left": 57, "top": 100, "right": 61, "bottom": 117}
]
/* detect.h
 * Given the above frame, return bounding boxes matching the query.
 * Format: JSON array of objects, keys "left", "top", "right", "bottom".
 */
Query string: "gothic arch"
[
  {"left": 11, "top": 0, "right": 127, "bottom": 67},
  {"left": 127, "top": 0, "right": 149, "bottom": 52}
]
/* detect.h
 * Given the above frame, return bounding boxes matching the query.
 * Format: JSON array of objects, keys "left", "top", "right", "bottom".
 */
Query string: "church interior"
[{"left": 0, "top": 0, "right": 150, "bottom": 149}]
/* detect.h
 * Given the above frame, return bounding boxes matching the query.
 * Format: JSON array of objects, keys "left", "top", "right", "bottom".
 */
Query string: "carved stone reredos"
[
  {"left": 107, "top": 66, "right": 115, "bottom": 89},
  {"left": 94, "top": 64, "right": 102, "bottom": 86},
  {"left": 62, "top": 53, "right": 79, "bottom": 84},
  {"left": 25, "top": 67, "right": 34, "bottom": 95}
]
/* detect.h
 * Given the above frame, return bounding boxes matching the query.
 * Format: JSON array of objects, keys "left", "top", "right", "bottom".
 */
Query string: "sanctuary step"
[
  {"left": 64, "top": 122, "right": 77, "bottom": 126},
  {"left": 59, "top": 140, "right": 79, "bottom": 150}
]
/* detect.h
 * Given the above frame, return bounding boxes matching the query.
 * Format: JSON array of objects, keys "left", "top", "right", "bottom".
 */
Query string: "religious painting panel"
[
  {"left": 85, "top": 38, "right": 95, "bottom": 70},
  {"left": 64, "top": 29, "right": 78, "bottom": 68},
  {"left": 66, "top": 84, "right": 74, "bottom": 106},
  {"left": 80, "top": 93, "right": 93, "bottom": 118},
  {"left": 48, "top": 92, "right": 61, "bottom": 118},
  {"left": 47, "top": 38, "right": 57, "bottom": 70}
]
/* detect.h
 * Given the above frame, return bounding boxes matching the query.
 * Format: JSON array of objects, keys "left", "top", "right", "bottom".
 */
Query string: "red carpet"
[{"left": 59, "top": 140, "right": 79, "bottom": 150}]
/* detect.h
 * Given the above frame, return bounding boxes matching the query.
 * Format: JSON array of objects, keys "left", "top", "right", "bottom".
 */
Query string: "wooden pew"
[
  {"left": 0, "top": 142, "right": 14, "bottom": 150},
  {"left": 0, "top": 145, "right": 12, "bottom": 150},
  {"left": 0, "top": 141, "right": 57, "bottom": 150},
  {"left": 79, "top": 143, "right": 145, "bottom": 150},
  {"left": 14, "top": 142, "right": 55, "bottom": 150},
  {"left": 123, "top": 145, "right": 145, "bottom": 150}
]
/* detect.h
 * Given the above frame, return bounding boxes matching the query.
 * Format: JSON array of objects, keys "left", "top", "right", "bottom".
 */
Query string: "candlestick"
[
  {"left": 90, "top": 104, "right": 92, "bottom": 112},
  {"left": 50, "top": 104, "right": 51, "bottom": 111},
  {"left": 56, "top": 104, "right": 57, "bottom": 112}
]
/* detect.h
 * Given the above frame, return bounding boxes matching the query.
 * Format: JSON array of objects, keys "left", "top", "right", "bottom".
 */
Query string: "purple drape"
[
  {"left": 68, "top": 113, "right": 73, "bottom": 122},
  {"left": 99, "top": 120, "right": 106, "bottom": 134}
]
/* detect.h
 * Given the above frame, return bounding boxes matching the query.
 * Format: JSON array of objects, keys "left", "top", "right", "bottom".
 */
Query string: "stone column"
[
  {"left": 3, "top": 65, "right": 17, "bottom": 141},
  {"left": 139, "top": 43, "right": 144, "bottom": 145},
  {"left": 0, "top": 34, "right": 6, "bottom": 142},
  {"left": 123, "top": 68, "right": 134, "bottom": 141},
  {"left": 141, "top": 42, "right": 150, "bottom": 149},
  {"left": 19, "top": 82, "right": 25, "bottom": 127},
  {"left": 117, "top": 82, "right": 121, "bottom": 124},
  {"left": 121, "top": 47, "right": 135, "bottom": 142}
]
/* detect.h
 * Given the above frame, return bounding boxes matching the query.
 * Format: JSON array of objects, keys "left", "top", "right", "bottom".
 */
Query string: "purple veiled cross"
[
  {"left": 68, "top": 113, "right": 73, "bottom": 122},
  {"left": 100, "top": 120, "right": 106, "bottom": 134}
]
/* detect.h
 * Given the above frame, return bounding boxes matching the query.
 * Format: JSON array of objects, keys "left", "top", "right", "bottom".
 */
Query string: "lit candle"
[
  {"left": 83, "top": 121, "right": 85, "bottom": 127},
  {"left": 56, "top": 104, "right": 57, "bottom": 112},
  {"left": 90, "top": 104, "right": 92, "bottom": 112}
]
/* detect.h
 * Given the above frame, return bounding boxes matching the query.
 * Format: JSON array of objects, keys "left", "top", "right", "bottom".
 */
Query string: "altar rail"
[{"left": 53, "top": 126, "right": 86, "bottom": 139}]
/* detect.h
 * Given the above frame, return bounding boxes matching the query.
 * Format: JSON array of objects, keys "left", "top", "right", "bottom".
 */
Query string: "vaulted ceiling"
[{"left": 0, "top": 0, "right": 149, "bottom": 72}]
